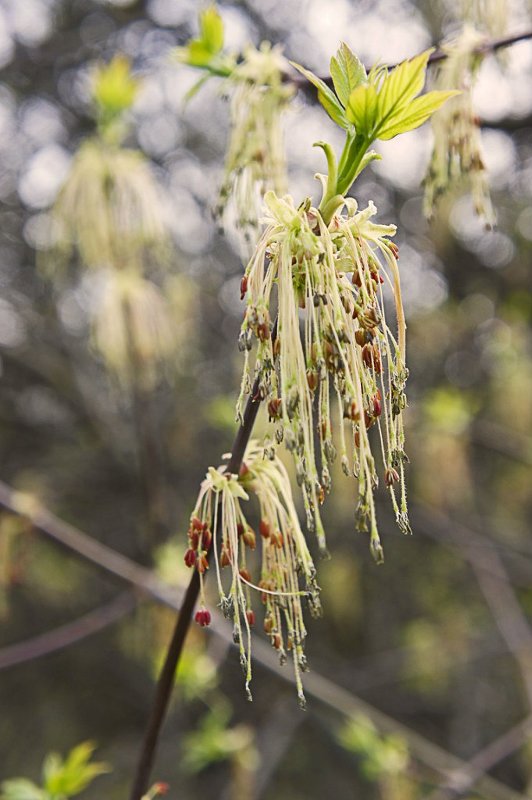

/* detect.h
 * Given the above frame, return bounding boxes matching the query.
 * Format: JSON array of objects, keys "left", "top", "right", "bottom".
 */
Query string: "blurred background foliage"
[{"left": 0, "top": 0, "right": 531, "bottom": 798}]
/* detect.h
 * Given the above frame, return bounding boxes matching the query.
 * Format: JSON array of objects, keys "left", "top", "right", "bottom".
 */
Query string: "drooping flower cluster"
[
  {"left": 423, "top": 27, "right": 496, "bottom": 228},
  {"left": 46, "top": 57, "right": 180, "bottom": 385},
  {"left": 216, "top": 43, "right": 294, "bottom": 253},
  {"left": 184, "top": 441, "right": 321, "bottom": 707},
  {"left": 238, "top": 191, "right": 410, "bottom": 562}
]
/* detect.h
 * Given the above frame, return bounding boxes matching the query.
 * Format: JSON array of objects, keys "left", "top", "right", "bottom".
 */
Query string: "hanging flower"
[
  {"left": 216, "top": 43, "right": 294, "bottom": 254},
  {"left": 423, "top": 26, "right": 496, "bottom": 228},
  {"left": 184, "top": 441, "right": 320, "bottom": 708},
  {"left": 238, "top": 191, "right": 410, "bottom": 562}
]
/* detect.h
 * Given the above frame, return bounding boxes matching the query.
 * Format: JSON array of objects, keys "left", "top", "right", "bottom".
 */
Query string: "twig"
[
  {"left": 290, "top": 28, "right": 532, "bottom": 88},
  {"left": 427, "top": 714, "right": 532, "bottom": 800},
  {"left": 0, "top": 591, "right": 136, "bottom": 669},
  {"left": 0, "top": 481, "right": 524, "bottom": 800},
  {"left": 129, "top": 348, "right": 269, "bottom": 800}
]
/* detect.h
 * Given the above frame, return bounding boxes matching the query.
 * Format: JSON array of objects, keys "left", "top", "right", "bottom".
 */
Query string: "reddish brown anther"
[
  {"left": 197, "top": 552, "right": 209, "bottom": 573},
  {"left": 237, "top": 522, "right": 245, "bottom": 538},
  {"left": 267, "top": 398, "right": 282, "bottom": 421},
  {"left": 184, "top": 548, "right": 196, "bottom": 568},
  {"left": 239, "top": 567, "right": 252, "bottom": 583},
  {"left": 385, "top": 467, "right": 400, "bottom": 486},
  {"left": 188, "top": 530, "right": 199, "bottom": 550},
  {"left": 372, "top": 390, "right": 382, "bottom": 417},
  {"left": 306, "top": 369, "right": 318, "bottom": 391},
  {"left": 240, "top": 275, "right": 248, "bottom": 300},
  {"left": 194, "top": 608, "right": 211, "bottom": 627},
  {"left": 263, "top": 614, "right": 274, "bottom": 633},
  {"left": 242, "top": 528, "right": 256, "bottom": 550},
  {"left": 220, "top": 545, "right": 231, "bottom": 568},
  {"left": 191, "top": 516, "right": 203, "bottom": 531},
  {"left": 201, "top": 528, "right": 212, "bottom": 551},
  {"left": 259, "top": 519, "right": 271, "bottom": 539},
  {"left": 246, "top": 609, "right": 256, "bottom": 627}
]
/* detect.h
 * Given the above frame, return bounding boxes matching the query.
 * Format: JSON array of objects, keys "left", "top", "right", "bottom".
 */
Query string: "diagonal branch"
[
  {"left": 129, "top": 355, "right": 269, "bottom": 800},
  {"left": 0, "top": 591, "right": 137, "bottom": 670}
]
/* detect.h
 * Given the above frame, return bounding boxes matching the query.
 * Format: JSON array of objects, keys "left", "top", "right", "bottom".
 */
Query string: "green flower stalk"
[
  {"left": 184, "top": 441, "right": 320, "bottom": 707},
  {"left": 175, "top": 7, "right": 293, "bottom": 254},
  {"left": 423, "top": 27, "right": 496, "bottom": 228}
]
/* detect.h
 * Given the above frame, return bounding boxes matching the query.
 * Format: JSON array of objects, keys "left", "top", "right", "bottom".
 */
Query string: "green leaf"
[
  {"left": 0, "top": 779, "right": 46, "bottom": 800},
  {"left": 377, "top": 49, "right": 433, "bottom": 128},
  {"left": 43, "top": 742, "right": 109, "bottom": 797},
  {"left": 330, "top": 42, "right": 366, "bottom": 107},
  {"left": 199, "top": 5, "right": 224, "bottom": 55},
  {"left": 377, "top": 89, "right": 460, "bottom": 139},
  {"left": 345, "top": 83, "right": 378, "bottom": 139},
  {"left": 290, "top": 61, "right": 349, "bottom": 129},
  {"left": 93, "top": 55, "right": 139, "bottom": 117}
]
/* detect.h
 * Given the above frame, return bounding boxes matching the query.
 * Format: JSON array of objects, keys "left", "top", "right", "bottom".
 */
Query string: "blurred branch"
[
  {"left": 0, "top": 591, "right": 136, "bottom": 669},
  {"left": 291, "top": 29, "right": 532, "bottom": 88},
  {"left": 0, "top": 479, "right": 524, "bottom": 800},
  {"left": 427, "top": 714, "right": 532, "bottom": 800},
  {"left": 415, "top": 503, "right": 532, "bottom": 707},
  {"left": 471, "top": 420, "right": 532, "bottom": 468}
]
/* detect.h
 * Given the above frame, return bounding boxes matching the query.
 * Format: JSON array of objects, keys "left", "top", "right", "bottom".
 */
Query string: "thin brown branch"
[
  {"left": 291, "top": 28, "right": 532, "bottom": 86},
  {"left": 427, "top": 714, "right": 532, "bottom": 800},
  {"left": 0, "top": 591, "right": 136, "bottom": 669},
  {"left": 129, "top": 344, "right": 270, "bottom": 800},
  {"left": 0, "top": 480, "right": 524, "bottom": 800}
]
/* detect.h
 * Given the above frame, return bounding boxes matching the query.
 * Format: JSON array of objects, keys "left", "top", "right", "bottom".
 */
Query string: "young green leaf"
[
  {"left": 330, "top": 42, "right": 366, "bottom": 107},
  {"left": 377, "top": 89, "right": 460, "bottom": 139},
  {"left": 199, "top": 5, "right": 224, "bottom": 55},
  {"left": 377, "top": 49, "right": 433, "bottom": 128},
  {"left": 290, "top": 61, "right": 349, "bottom": 129},
  {"left": 345, "top": 83, "right": 378, "bottom": 139}
]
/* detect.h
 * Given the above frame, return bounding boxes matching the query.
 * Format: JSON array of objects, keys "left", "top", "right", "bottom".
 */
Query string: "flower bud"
[
  {"left": 195, "top": 608, "right": 211, "bottom": 627},
  {"left": 385, "top": 467, "right": 400, "bottom": 486},
  {"left": 197, "top": 552, "right": 209, "bottom": 573},
  {"left": 220, "top": 545, "right": 231, "bottom": 568},
  {"left": 246, "top": 609, "right": 256, "bottom": 627},
  {"left": 306, "top": 369, "right": 318, "bottom": 391},
  {"left": 243, "top": 528, "right": 256, "bottom": 550}
]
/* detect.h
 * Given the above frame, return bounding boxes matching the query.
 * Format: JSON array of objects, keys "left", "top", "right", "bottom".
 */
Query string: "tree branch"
[
  {"left": 0, "top": 591, "right": 136, "bottom": 669},
  {"left": 129, "top": 351, "right": 269, "bottom": 800}
]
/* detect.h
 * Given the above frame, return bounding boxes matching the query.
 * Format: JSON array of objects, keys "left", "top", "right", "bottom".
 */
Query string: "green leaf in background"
[
  {"left": 42, "top": 741, "right": 110, "bottom": 798},
  {"left": 0, "top": 779, "right": 46, "bottom": 800},
  {"left": 290, "top": 60, "right": 350, "bottom": 129},
  {"left": 330, "top": 42, "right": 366, "bottom": 107},
  {"left": 93, "top": 54, "right": 139, "bottom": 118},
  {"left": 199, "top": 5, "right": 224, "bottom": 55}
]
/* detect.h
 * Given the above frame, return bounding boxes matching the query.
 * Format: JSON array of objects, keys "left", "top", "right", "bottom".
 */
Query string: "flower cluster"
[
  {"left": 238, "top": 191, "right": 410, "bottom": 562},
  {"left": 184, "top": 441, "right": 321, "bottom": 707},
  {"left": 423, "top": 27, "right": 496, "bottom": 228},
  {"left": 216, "top": 43, "right": 294, "bottom": 254}
]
